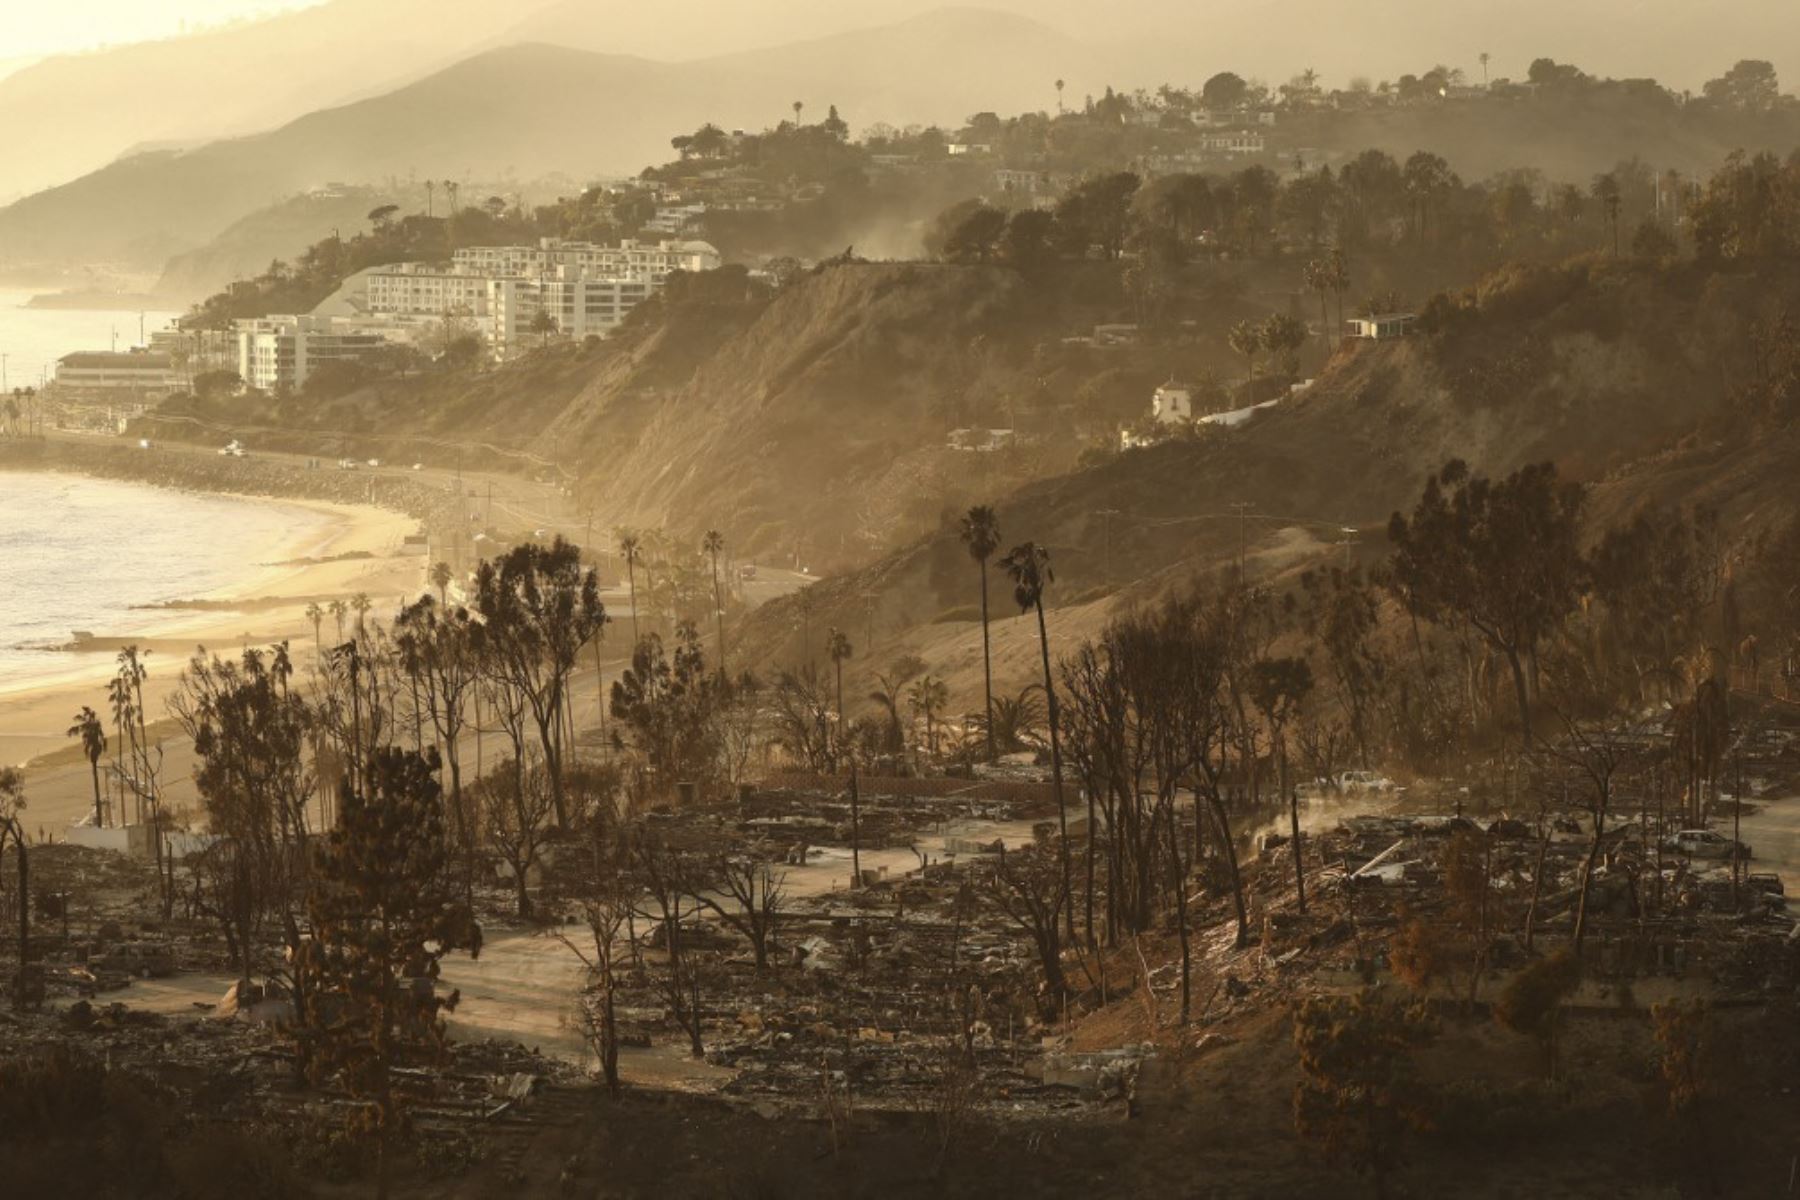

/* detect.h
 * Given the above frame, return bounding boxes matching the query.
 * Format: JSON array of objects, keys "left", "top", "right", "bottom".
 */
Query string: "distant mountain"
[
  {"left": 0, "top": 0, "right": 559, "bottom": 202},
  {"left": 0, "top": 10, "right": 1087, "bottom": 273}
]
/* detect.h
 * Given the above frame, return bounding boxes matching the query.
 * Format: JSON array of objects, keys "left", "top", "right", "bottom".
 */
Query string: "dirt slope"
[{"left": 736, "top": 257, "right": 1800, "bottom": 702}]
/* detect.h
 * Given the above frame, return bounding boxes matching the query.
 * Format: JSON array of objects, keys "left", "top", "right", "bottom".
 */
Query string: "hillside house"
[
  {"left": 1151, "top": 379, "right": 1195, "bottom": 424},
  {"left": 1344, "top": 312, "right": 1417, "bottom": 340}
]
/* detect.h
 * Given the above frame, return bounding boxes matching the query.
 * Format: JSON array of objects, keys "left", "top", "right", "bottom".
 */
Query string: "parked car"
[
  {"left": 1745, "top": 872, "right": 1785, "bottom": 897},
  {"left": 1335, "top": 770, "right": 1399, "bottom": 792},
  {"left": 1663, "top": 828, "right": 1752, "bottom": 860},
  {"left": 337, "top": 458, "right": 358, "bottom": 470},
  {"left": 217, "top": 440, "right": 246, "bottom": 457}
]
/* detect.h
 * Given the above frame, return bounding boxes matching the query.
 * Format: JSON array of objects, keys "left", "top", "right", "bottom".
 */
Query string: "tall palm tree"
[
  {"left": 618, "top": 531, "right": 642, "bottom": 645},
  {"left": 1326, "top": 246, "right": 1351, "bottom": 333},
  {"left": 703, "top": 530, "right": 727, "bottom": 678},
  {"left": 999, "top": 541, "right": 1072, "bottom": 937},
  {"left": 826, "top": 627, "right": 860, "bottom": 886},
  {"left": 1055, "top": 78, "right": 1066, "bottom": 113},
  {"left": 827, "top": 629, "right": 853, "bottom": 750},
  {"left": 67, "top": 707, "right": 107, "bottom": 828},
  {"left": 351, "top": 592, "right": 372, "bottom": 633},
  {"left": 1228, "top": 319, "right": 1262, "bottom": 391},
  {"left": 305, "top": 602, "right": 325, "bottom": 652},
  {"left": 329, "top": 599, "right": 348, "bottom": 642},
  {"left": 959, "top": 506, "right": 1003, "bottom": 760},
  {"left": 431, "top": 561, "right": 453, "bottom": 605},
  {"left": 792, "top": 100, "right": 805, "bottom": 127},
  {"left": 1303, "top": 259, "right": 1332, "bottom": 356}
]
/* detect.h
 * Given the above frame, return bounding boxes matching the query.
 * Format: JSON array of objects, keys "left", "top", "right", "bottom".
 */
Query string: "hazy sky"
[{"left": 11, "top": 0, "right": 322, "bottom": 59}]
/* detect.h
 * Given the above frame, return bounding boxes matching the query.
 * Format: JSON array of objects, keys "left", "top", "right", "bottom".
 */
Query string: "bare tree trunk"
[{"left": 1284, "top": 743, "right": 1306, "bottom": 914}]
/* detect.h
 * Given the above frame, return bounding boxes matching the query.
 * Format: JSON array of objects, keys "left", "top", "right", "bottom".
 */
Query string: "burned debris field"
[{"left": 8, "top": 4, "right": 1800, "bottom": 1198}]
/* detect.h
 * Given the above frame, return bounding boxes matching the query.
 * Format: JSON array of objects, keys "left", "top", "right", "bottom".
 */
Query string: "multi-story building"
[
  {"left": 53, "top": 351, "right": 180, "bottom": 395},
  {"left": 363, "top": 265, "right": 496, "bottom": 318},
  {"left": 235, "top": 316, "right": 387, "bottom": 392},
  {"left": 449, "top": 238, "right": 719, "bottom": 282},
  {"left": 488, "top": 271, "right": 658, "bottom": 358}
]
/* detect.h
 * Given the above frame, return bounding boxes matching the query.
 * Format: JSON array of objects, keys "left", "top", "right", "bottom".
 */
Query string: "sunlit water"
[
  {"left": 0, "top": 472, "right": 330, "bottom": 688},
  {"left": 0, "top": 289, "right": 181, "bottom": 389}
]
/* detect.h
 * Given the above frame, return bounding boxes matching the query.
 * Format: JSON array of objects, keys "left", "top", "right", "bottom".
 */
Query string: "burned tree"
[
  {"left": 630, "top": 831, "right": 707, "bottom": 1056},
  {"left": 691, "top": 853, "right": 787, "bottom": 970},
  {"left": 1250, "top": 656, "right": 1315, "bottom": 913},
  {"left": 304, "top": 749, "right": 481, "bottom": 1199},
  {"left": 985, "top": 842, "right": 1070, "bottom": 1017},
  {"left": 173, "top": 646, "right": 317, "bottom": 1000},
  {"left": 1387, "top": 460, "right": 1587, "bottom": 748},
  {"left": 480, "top": 758, "right": 559, "bottom": 919},
  {"left": 475, "top": 538, "right": 606, "bottom": 826}
]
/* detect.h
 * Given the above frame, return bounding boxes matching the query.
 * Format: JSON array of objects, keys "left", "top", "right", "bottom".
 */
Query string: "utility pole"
[
  {"left": 1096, "top": 508, "right": 1120, "bottom": 580},
  {"left": 1732, "top": 751, "right": 1743, "bottom": 908},
  {"left": 1230, "top": 501, "right": 1254, "bottom": 583}
]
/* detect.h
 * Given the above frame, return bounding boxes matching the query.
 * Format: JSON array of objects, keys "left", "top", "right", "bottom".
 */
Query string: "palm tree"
[
  {"left": 1055, "top": 78, "right": 1066, "bottom": 113},
  {"left": 703, "top": 530, "right": 727, "bottom": 678},
  {"left": 618, "top": 531, "right": 642, "bottom": 645},
  {"left": 827, "top": 629, "right": 853, "bottom": 747},
  {"left": 1303, "top": 259, "right": 1332, "bottom": 356},
  {"left": 305, "top": 602, "right": 325, "bottom": 652},
  {"left": 999, "top": 541, "right": 1072, "bottom": 937},
  {"left": 1326, "top": 246, "right": 1351, "bottom": 333},
  {"left": 1479, "top": 51, "right": 1491, "bottom": 86},
  {"left": 827, "top": 627, "right": 860, "bottom": 885},
  {"left": 431, "top": 561, "right": 453, "bottom": 606},
  {"left": 329, "top": 599, "right": 348, "bottom": 642},
  {"left": 959, "top": 506, "right": 1003, "bottom": 760},
  {"left": 906, "top": 675, "right": 949, "bottom": 757},
  {"left": 67, "top": 707, "right": 107, "bottom": 828},
  {"left": 792, "top": 100, "right": 805, "bottom": 127},
  {"left": 351, "top": 592, "right": 372, "bottom": 632},
  {"left": 1228, "top": 319, "right": 1262, "bottom": 391},
  {"left": 424, "top": 179, "right": 435, "bottom": 218},
  {"left": 1592, "top": 173, "right": 1623, "bottom": 257}
]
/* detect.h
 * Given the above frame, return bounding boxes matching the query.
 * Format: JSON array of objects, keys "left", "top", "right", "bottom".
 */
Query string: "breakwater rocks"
[{"left": 0, "top": 437, "right": 459, "bottom": 538}]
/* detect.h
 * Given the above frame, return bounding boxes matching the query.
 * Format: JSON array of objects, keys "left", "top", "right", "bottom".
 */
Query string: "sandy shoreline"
[{"left": 0, "top": 477, "right": 424, "bottom": 812}]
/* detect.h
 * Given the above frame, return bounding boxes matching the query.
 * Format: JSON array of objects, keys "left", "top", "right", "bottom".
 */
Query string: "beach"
[{"left": 2, "top": 481, "right": 423, "bottom": 834}]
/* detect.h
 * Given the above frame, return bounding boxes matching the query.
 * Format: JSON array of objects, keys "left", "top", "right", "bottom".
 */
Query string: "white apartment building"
[
  {"left": 488, "top": 272, "right": 658, "bottom": 358},
  {"left": 363, "top": 265, "right": 496, "bottom": 318},
  {"left": 235, "top": 316, "right": 387, "bottom": 392},
  {"left": 450, "top": 238, "right": 720, "bottom": 281}
]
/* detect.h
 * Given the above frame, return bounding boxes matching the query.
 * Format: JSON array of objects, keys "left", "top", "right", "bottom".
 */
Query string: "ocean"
[
  {"left": 0, "top": 289, "right": 181, "bottom": 391},
  {"left": 0, "top": 472, "right": 331, "bottom": 689}
]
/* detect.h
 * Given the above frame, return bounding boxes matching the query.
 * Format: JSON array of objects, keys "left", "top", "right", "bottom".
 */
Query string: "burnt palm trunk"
[{"left": 1035, "top": 599, "right": 1074, "bottom": 942}]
